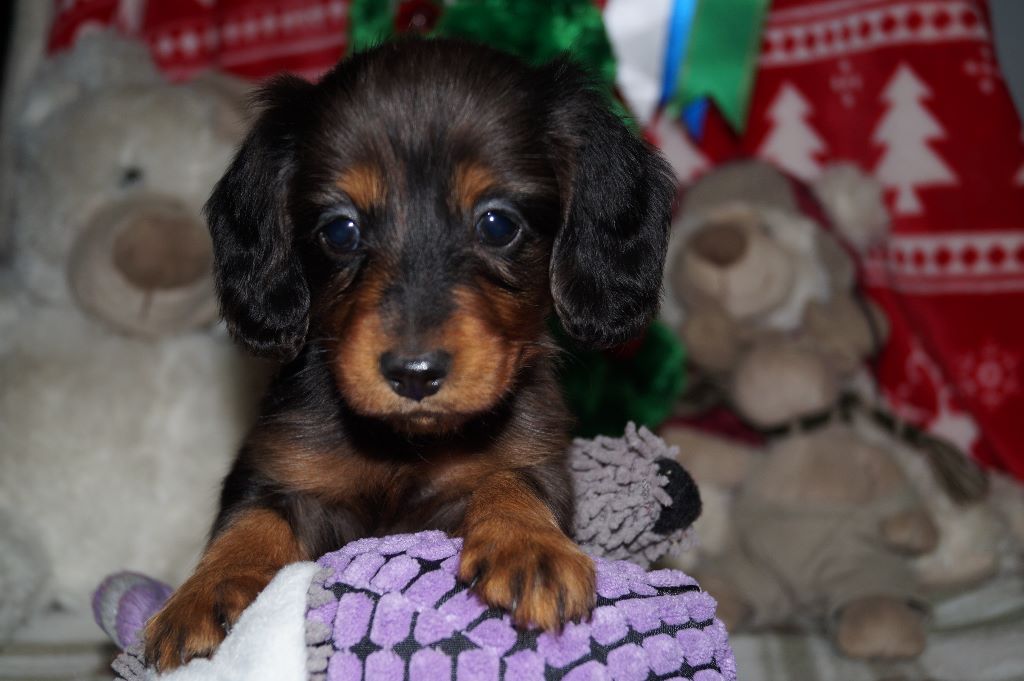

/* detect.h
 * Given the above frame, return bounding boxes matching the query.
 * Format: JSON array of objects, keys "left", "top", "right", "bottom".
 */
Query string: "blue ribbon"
[
  {"left": 660, "top": 0, "right": 709, "bottom": 140},
  {"left": 682, "top": 97, "right": 709, "bottom": 140},
  {"left": 660, "top": 0, "right": 698, "bottom": 106}
]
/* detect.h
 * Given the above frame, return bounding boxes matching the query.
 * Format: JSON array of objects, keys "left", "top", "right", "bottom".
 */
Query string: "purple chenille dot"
[
  {"left": 590, "top": 606, "right": 628, "bottom": 646},
  {"left": 595, "top": 570, "right": 630, "bottom": 600},
  {"left": 405, "top": 569, "right": 457, "bottom": 608},
  {"left": 409, "top": 648, "right": 452, "bottom": 681},
  {"left": 563, "top": 660, "right": 609, "bottom": 681},
  {"left": 643, "top": 633, "right": 684, "bottom": 676},
  {"left": 456, "top": 648, "right": 500, "bottom": 681},
  {"left": 537, "top": 621, "right": 591, "bottom": 669},
  {"left": 608, "top": 558, "right": 646, "bottom": 581},
  {"left": 407, "top": 540, "right": 460, "bottom": 561},
  {"left": 340, "top": 536, "right": 382, "bottom": 556},
  {"left": 693, "top": 670, "right": 725, "bottom": 681},
  {"left": 684, "top": 592, "right": 716, "bottom": 623},
  {"left": 719, "top": 652, "right": 737, "bottom": 681},
  {"left": 647, "top": 595, "right": 688, "bottom": 625},
  {"left": 318, "top": 553, "right": 354, "bottom": 585},
  {"left": 369, "top": 592, "right": 415, "bottom": 647},
  {"left": 438, "top": 590, "right": 487, "bottom": 629},
  {"left": 365, "top": 650, "right": 404, "bottom": 680},
  {"left": 706, "top": 620, "right": 728, "bottom": 650},
  {"left": 466, "top": 618, "right": 517, "bottom": 655},
  {"left": 342, "top": 552, "right": 387, "bottom": 587},
  {"left": 407, "top": 532, "right": 460, "bottom": 560},
  {"left": 629, "top": 581, "right": 658, "bottom": 597},
  {"left": 379, "top": 533, "right": 420, "bottom": 555},
  {"left": 308, "top": 600, "right": 339, "bottom": 630},
  {"left": 606, "top": 643, "right": 648, "bottom": 681},
  {"left": 616, "top": 598, "right": 662, "bottom": 634},
  {"left": 676, "top": 628, "right": 713, "bottom": 667},
  {"left": 661, "top": 596, "right": 691, "bottom": 627},
  {"left": 371, "top": 555, "right": 421, "bottom": 592},
  {"left": 414, "top": 608, "right": 457, "bottom": 646},
  {"left": 333, "top": 592, "right": 375, "bottom": 648},
  {"left": 645, "top": 569, "right": 697, "bottom": 589},
  {"left": 327, "top": 652, "right": 362, "bottom": 681},
  {"left": 504, "top": 650, "right": 544, "bottom": 680}
]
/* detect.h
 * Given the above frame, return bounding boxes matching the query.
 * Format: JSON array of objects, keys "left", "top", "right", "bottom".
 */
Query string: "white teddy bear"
[{"left": 0, "top": 33, "right": 267, "bottom": 640}]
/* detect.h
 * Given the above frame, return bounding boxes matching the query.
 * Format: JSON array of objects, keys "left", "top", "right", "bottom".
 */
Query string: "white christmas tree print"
[
  {"left": 873, "top": 63, "right": 957, "bottom": 215},
  {"left": 757, "top": 82, "right": 826, "bottom": 181},
  {"left": 653, "top": 114, "right": 708, "bottom": 184}
]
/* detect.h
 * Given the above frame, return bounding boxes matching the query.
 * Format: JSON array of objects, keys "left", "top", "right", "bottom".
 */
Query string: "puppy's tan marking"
[
  {"left": 143, "top": 509, "right": 302, "bottom": 671},
  {"left": 331, "top": 265, "right": 398, "bottom": 415},
  {"left": 337, "top": 165, "right": 385, "bottom": 212},
  {"left": 453, "top": 162, "right": 496, "bottom": 213},
  {"left": 433, "top": 282, "right": 550, "bottom": 414}
]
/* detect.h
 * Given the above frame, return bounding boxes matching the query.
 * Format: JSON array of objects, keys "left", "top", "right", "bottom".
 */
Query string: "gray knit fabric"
[{"left": 571, "top": 422, "right": 694, "bottom": 567}]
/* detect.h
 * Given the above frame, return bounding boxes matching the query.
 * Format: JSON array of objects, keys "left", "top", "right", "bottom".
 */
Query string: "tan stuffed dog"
[{"left": 660, "top": 160, "right": 938, "bottom": 659}]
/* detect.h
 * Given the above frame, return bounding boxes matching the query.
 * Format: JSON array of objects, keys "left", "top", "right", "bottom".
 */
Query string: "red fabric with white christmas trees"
[
  {"left": 47, "top": 0, "right": 349, "bottom": 82},
  {"left": 48, "top": 0, "right": 1024, "bottom": 479}
]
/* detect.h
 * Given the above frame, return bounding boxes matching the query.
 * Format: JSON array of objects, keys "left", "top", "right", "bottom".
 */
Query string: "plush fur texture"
[{"left": 145, "top": 38, "right": 674, "bottom": 670}]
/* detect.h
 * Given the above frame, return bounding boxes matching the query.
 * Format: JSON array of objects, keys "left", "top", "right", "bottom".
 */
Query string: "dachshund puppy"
[{"left": 144, "top": 38, "right": 674, "bottom": 670}]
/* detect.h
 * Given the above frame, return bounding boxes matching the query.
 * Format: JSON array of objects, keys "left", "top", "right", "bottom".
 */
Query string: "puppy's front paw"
[
  {"left": 459, "top": 527, "right": 595, "bottom": 631},
  {"left": 143, "top": 572, "right": 267, "bottom": 671}
]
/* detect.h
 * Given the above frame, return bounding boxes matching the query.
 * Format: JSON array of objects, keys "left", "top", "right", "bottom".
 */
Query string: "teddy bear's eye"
[{"left": 120, "top": 166, "right": 144, "bottom": 187}]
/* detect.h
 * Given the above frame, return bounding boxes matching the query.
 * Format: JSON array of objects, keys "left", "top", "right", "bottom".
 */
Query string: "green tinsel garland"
[{"left": 348, "top": 0, "right": 615, "bottom": 90}]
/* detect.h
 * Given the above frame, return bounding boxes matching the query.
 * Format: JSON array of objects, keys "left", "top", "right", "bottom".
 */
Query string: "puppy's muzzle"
[{"left": 379, "top": 350, "right": 451, "bottom": 401}]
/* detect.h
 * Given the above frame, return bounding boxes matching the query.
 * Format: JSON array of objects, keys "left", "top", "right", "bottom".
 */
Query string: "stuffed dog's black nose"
[{"left": 379, "top": 351, "right": 451, "bottom": 401}]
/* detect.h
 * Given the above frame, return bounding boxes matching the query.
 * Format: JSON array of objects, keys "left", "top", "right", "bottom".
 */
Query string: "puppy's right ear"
[{"left": 205, "top": 75, "right": 314, "bottom": 361}]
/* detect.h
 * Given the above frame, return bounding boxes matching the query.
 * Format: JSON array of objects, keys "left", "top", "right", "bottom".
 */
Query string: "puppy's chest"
[{"left": 340, "top": 451, "right": 496, "bottom": 535}]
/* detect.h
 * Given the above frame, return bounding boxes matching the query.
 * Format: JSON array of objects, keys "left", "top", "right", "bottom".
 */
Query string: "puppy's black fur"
[{"left": 145, "top": 38, "right": 674, "bottom": 670}]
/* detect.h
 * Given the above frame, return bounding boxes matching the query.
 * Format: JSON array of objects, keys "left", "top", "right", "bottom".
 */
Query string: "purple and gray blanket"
[
  {"left": 105, "top": 532, "right": 734, "bottom": 681},
  {"left": 96, "top": 427, "right": 735, "bottom": 680}
]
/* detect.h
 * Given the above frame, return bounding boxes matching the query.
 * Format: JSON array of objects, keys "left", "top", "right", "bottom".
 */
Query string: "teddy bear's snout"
[
  {"left": 678, "top": 212, "right": 798, "bottom": 321},
  {"left": 688, "top": 221, "right": 749, "bottom": 268},
  {"left": 112, "top": 209, "right": 211, "bottom": 291},
  {"left": 68, "top": 197, "right": 218, "bottom": 337}
]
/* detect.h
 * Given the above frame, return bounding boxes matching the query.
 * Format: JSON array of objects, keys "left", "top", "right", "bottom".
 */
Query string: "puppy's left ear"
[
  {"left": 205, "top": 75, "right": 314, "bottom": 361},
  {"left": 544, "top": 60, "right": 675, "bottom": 349}
]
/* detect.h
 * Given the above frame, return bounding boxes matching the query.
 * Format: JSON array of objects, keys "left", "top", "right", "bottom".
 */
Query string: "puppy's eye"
[
  {"left": 476, "top": 210, "right": 520, "bottom": 247},
  {"left": 318, "top": 217, "right": 361, "bottom": 254}
]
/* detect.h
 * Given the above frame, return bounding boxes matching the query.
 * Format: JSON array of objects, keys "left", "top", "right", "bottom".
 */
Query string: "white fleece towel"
[{"left": 158, "top": 561, "right": 316, "bottom": 681}]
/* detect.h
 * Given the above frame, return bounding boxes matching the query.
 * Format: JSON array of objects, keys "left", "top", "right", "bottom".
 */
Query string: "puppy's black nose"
[{"left": 379, "top": 351, "right": 451, "bottom": 401}]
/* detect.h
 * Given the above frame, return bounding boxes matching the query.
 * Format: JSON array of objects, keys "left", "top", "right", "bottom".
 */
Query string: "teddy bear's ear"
[
  {"left": 187, "top": 71, "right": 254, "bottom": 144},
  {"left": 205, "top": 75, "right": 315, "bottom": 362},
  {"left": 19, "top": 31, "right": 159, "bottom": 129},
  {"left": 542, "top": 59, "right": 675, "bottom": 349}
]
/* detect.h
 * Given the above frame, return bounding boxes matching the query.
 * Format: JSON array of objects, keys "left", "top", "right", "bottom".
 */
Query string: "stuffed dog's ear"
[
  {"left": 205, "top": 75, "right": 314, "bottom": 361},
  {"left": 544, "top": 60, "right": 675, "bottom": 349}
]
